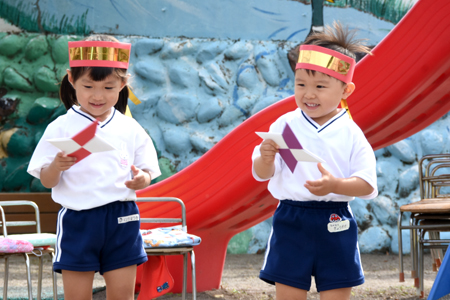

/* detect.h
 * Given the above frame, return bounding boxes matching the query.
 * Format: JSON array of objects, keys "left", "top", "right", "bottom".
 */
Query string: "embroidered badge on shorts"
[
  {"left": 327, "top": 213, "right": 350, "bottom": 233},
  {"left": 118, "top": 214, "right": 140, "bottom": 224}
]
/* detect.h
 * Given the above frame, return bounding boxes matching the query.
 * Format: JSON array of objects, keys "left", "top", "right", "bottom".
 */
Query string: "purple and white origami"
[{"left": 256, "top": 123, "right": 325, "bottom": 173}]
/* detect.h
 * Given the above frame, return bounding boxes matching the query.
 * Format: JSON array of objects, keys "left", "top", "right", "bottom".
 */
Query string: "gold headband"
[
  {"left": 69, "top": 47, "right": 130, "bottom": 63},
  {"left": 68, "top": 41, "right": 131, "bottom": 69},
  {"left": 296, "top": 45, "right": 355, "bottom": 83},
  {"left": 298, "top": 50, "right": 351, "bottom": 75}
]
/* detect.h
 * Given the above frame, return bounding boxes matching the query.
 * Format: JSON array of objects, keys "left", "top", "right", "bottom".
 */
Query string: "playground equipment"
[{"left": 136, "top": 0, "right": 450, "bottom": 292}]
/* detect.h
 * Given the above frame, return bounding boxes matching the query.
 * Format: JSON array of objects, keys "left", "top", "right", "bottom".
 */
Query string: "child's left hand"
[
  {"left": 304, "top": 163, "right": 337, "bottom": 196},
  {"left": 125, "top": 165, "right": 151, "bottom": 190}
]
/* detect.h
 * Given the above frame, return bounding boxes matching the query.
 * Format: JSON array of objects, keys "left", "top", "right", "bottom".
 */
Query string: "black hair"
[
  {"left": 59, "top": 34, "right": 129, "bottom": 114},
  {"left": 288, "top": 21, "right": 371, "bottom": 74},
  {"left": 302, "top": 21, "right": 370, "bottom": 59}
]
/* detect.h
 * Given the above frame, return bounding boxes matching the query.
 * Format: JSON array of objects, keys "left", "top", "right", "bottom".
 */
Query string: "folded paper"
[
  {"left": 256, "top": 123, "right": 325, "bottom": 173},
  {"left": 47, "top": 120, "right": 116, "bottom": 163}
]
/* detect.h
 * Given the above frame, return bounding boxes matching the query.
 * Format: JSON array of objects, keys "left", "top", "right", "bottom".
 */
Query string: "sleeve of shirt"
[
  {"left": 349, "top": 129, "right": 378, "bottom": 199},
  {"left": 133, "top": 122, "right": 161, "bottom": 181},
  {"left": 251, "top": 118, "right": 284, "bottom": 181},
  {"left": 27, "top": 122, "right": 62, "bottom": 179}
]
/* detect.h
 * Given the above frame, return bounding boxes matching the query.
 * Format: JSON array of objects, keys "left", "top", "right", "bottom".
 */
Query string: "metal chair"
[
  {"left": 137, "top": 197, "right": 197, "bottom": 300},
  {"left": 397, "top": 154, "right": 450, "bottom": 298},
  {"left": 0, "top": 200, "right": 58, "bottom": 300},
  {"left": 417, "top": 220, "right": 450, "bottom": 297}
]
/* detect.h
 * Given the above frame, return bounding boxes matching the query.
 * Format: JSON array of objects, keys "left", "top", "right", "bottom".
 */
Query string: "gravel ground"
[{"left": 0, "top": 252, "right": 446, "bottom": 300}]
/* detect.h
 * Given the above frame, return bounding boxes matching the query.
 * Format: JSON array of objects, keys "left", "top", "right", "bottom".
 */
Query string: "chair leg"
[
  {"left": 37, "top": 255, "right": 44, "bottom": 300},
  {"left": 429, "top": 232, "right": 437, "bottom": 271},
  {"left": 24, "top": 253, "right": 33, "bottom": 300},
  {"left": 190, "top": 250, "right": 197, "bottom": 300},
  {"left": 435, "top": 232, "right": 443, "bottom": 269},
  {"left": 412, "top": 219, "right": 418, "bottom": 281},
  {"left": 398, "top": 212, "right": 404, "bottom": 282},
  {"left": 183, "top": 253, "right": 188, "bottom": 300},
  {"left": 51, "top": 251, "right": 58, "bottom": 300},
  {"left": 4, "top": 256, "right": 9, "bottom": 300},
  {"left": 418, "top": 232, "right": 425, "bottom": 299},
  {"left": 182, "top": 253, "right": 188, "bottom": 300},
  {"left": 410, "top": 217, "right": 415, "bottom": 278}
]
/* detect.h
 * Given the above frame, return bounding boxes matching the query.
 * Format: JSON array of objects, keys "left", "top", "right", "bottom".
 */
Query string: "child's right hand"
[
  {"left": 253, "top": 139, "right": 279, "bottom": 179},
  {"left": 51, "top": 152, "right": 76, "bottom": 171},
  {"left": 259, "top": 139, "right": 279, "bottom": 164},
  {"left": 40, "top": 152, "right": 76, "bottom": 189}
]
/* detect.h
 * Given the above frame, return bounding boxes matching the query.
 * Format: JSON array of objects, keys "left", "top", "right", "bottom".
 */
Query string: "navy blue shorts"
[
  {"left": 54, "top": 201, "right": 147, "bottom": 275},
  {"left": 260, "top": 200, "right": 364, "bottom": 292}
]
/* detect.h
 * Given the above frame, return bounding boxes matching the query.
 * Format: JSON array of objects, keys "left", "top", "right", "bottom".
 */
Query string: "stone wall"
[{"left": 0, "top": 33, "right": 73, "bottom": 192}]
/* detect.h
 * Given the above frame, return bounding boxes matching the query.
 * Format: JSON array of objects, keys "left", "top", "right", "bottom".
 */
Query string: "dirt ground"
[
  {"left": 143, "top": 253, "right": 441, "bottom": 300},
  {"left": 1, "top": 252, "right": 447, "bottom": 300}
]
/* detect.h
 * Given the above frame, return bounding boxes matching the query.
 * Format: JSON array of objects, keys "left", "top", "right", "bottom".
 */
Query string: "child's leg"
[
  {"left": 276, "top": 282, "right": 308, "bottom": 300},
  {"left": 103, "top": 264, "right": 137, "bottom": 300},
  {"left": 62, "top": 270, "right": 95, "bottom": 300},
  {"left": 320, "top": 287, "right": 352, "bottom": 300}
]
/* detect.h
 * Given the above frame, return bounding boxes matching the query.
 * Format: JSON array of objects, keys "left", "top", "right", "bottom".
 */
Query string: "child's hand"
[
  {"left": 51, "top": 152, "right": 76, "bottom": 171},
  {"left": 253, "top": 139, "right": 279, "bottom": 179},
  {"left": 304, "top": 163, "right": 337, "bottom": 196},
  {"left": 125, "top": 165, "right": 151, "bottom": 190},
  {"left": 259, "top": 139, "right": 279, "bottom": 164},
  {"left": 40, "top": 152, "right": 76, "bottom": 188}
]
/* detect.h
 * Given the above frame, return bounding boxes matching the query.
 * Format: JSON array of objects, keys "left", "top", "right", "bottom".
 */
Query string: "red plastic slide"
[{"left": 137, "top": 0, "right": 450, "bottom": 292}]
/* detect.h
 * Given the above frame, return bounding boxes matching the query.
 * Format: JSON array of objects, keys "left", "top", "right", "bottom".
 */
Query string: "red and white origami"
[
  {"left": 47, "top": 120, "right": 116, "bottom": 163},
  {"left": 256, "top": 123, "right": 325, "bottom": 173}
]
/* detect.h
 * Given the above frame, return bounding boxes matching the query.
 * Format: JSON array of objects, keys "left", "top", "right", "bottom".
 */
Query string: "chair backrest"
[
  {"left": 136, "top": 197, "right": 187, "bottom": 232},
  {"left": 427, "top": 163, "right": 450, "bottom": 198},
  {"left": 418, "top": 154, "right": 450, "bottom": 199},
  {"left": 0, "top": 200, "right": 41, "bottom": 237}
]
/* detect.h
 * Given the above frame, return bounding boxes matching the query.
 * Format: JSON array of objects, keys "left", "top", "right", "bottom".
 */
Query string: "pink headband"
[
  {"left": 68, "top": 41, "right": 131, "bottom": 69},
  {"left": 295, "top": 45, "right": 355, "bottom": 83}
]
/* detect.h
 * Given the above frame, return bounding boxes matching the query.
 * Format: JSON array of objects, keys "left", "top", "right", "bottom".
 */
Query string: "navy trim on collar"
[
  {"left": 71, "top": 107, "right": 116, "bottom": 128},
  {"left": 318, "top": 110, "right": 347, "bottom": 133},
  {"left": 71, "top": 107, "right": 94, "bottom": 122},
  {"left": 301, "top": 109, "right": 348, "bottom": 133},
  {"left": 101, "top": 109, "right": 115, "bottom": 128},
  {"left": 301, "top": 110, "right": 317, "bottom": 129}
]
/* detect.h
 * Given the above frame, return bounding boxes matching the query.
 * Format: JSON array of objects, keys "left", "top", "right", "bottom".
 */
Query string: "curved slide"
[{"left": 137, "top": 0, "right": 450, "bottom": 292}]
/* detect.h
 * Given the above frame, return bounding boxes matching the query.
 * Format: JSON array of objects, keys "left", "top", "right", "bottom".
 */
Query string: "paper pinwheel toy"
[
  {"left": 47, "top": 120, "right": 116, "bottom": 163},
  {"left": 256, "top": 123, "right": 325, "bottom": 173}
]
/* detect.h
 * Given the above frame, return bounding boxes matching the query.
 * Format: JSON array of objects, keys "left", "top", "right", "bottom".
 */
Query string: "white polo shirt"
[
  {"left": 28, "top": 106, "right": 161, "bottom": 211},
  {"left": 252, "top": 108, "right": 378, "bottom": 202}
]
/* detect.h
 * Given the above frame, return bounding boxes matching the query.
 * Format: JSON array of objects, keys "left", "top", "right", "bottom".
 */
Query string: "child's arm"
[
  {"left": 125, "top": 165, "right": 151, "bottom": 190},
  {"left": 40, "top": 152, "right": 76, "bottom": 188},
  {"left": 253, "top": 139, "right": 279, "bottom": 179},
  {"left": 304, "top": 163, "right": 374, "bottom": 197}
]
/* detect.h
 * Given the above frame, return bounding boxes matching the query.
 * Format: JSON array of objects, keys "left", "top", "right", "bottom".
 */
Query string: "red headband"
[
  {"left": 68, "top": 41, "right": 131, "bottom": 69},
  {"left": 295, "top": 45, "right": 355, "bottom": 83}
]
